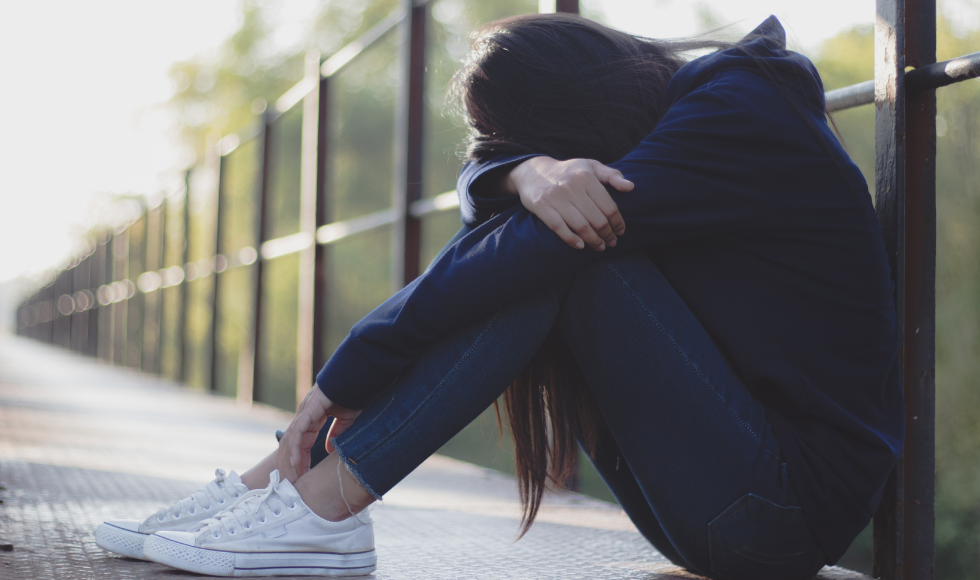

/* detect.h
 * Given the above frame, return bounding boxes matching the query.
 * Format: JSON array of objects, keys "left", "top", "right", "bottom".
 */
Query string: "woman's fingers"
[
  {"left": 590, "top": 160, "right": 634, "bottom": 192},
  {"left": 278, "top": 385, "right": 331, "bottom": 483},
  {"left": 588, "top": 161, "right": 630, "bottom": 236},
  {"left": 566, "top": 188, "right": 616, "bottom": 248},
  {"left": 510, "top": 156, "right": 631, "bottom": 250},
  {"left": 539, "top": 206, "right": 586, "bottom": 249}
]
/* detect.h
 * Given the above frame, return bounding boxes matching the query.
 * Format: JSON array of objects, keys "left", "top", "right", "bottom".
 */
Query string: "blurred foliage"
[
  {"left": 167, "top": 0, "right": 539, "bottom": 411},
  {"left": 815, "top": 13, "right": 980, "bottom": 578}
]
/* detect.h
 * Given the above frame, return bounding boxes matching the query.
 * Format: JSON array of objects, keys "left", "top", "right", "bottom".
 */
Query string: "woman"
[{"left": 96, "top": 13, "right": 902, "bottom": 580}]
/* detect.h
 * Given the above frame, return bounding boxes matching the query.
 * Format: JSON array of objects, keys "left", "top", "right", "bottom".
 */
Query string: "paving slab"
[{"left": 0, "top": 335, "right": 869, "bottom": 579}]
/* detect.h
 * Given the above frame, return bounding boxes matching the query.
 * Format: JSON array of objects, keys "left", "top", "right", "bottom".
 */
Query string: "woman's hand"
[
  {"left": 278, "top": 384, "right": 361, "bottom": 483},
  {"left": 506, "top": 156, "right": 633, "bottom": 251}
]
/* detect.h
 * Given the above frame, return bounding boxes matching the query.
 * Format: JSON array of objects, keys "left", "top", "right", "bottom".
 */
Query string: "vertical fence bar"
[
  {"left": 56, "top": 269, "right": 71, "bottom": 349},
  {"left": 99, "top": 233, "right": 114, "bottom": 361},
  {"left": 41, "top": 282, "right": 52, "bottom": 344},
  {"left": 245, "top": 113, "right": 273, "bottom": 405},
  {"left": 902, "top": 0, "right": 937, "bottom": 577},
  {"left": 873, "top": 0, "right": 939, "bottom": 576},
  {"left": 555, "top": 0, "right": 579, "bottom": 13},
  {"left": 873, "top": 0, "right": 935, "bottom": 580},
  {"left": 88, "top": 234, "right": 104, "bottom": 358},
  {"left": 554, "top": 0, "right": 582, "bottom": 492},
  {"left": 873, "top": 0, "right": 907, "bottom": 575},
  {"left": 392, "top": 0, "right": 426, "bottom": 288},
  {"left": 144, "top": 202, "right": 165, "bottom": 374},
  {"left": 129, "top": 204, "right": 147, "bottom": 370},
  {"left": 210, "top": 154, "right": 227, "bottom": 392},
  {"left": 296, "top": 50, "right": 322, "bottom": 407},
  {"left": 178, "top": 171, "right": 192, "bottom": 382},
  {"left": 312, "top": 76, "right": 331, "bottom": 380},
  {"left": 112, "top": 227, "right": 129, "bottom": 366},
  {"left": 71, "top": 253, "right": 89, "bottom": 353}
]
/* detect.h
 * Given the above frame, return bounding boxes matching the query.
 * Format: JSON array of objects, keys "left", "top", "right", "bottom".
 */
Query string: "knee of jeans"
[{"left": 565, "top": 252, "right": 657, "bottom": 303}]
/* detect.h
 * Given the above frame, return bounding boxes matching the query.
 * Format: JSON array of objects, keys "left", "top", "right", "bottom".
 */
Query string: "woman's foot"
[
  {"left": 94, "top": 468, "right": 250, "bottom": 559},
  {"left": 142, "top": 470, "right": 376, "bottom": 577}
]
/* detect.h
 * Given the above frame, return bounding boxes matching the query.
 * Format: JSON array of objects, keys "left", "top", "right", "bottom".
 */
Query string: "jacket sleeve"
[
  {"left": 457, "top": 154, "right": 541, "bottom": 227},
  {"left": 317, "top": 83, "right": 818, "bottom": 408}
]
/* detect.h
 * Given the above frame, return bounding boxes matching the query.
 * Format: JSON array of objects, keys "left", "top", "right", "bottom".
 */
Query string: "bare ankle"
[{"left": 293, "top": 454, "right": 375, "bottom": 522}]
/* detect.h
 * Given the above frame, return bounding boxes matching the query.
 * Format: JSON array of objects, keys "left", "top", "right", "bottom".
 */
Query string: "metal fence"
[{"left": 15, "top": 0, "right": 980, "bottom": 576}]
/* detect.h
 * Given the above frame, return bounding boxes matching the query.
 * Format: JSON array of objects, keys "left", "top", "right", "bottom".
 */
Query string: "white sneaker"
[
  {"left": 95, "top": 468, "right": 249, "bottom": 559},
  {"left": 142, "top": 470, "right": 376, "bottom": 577}
]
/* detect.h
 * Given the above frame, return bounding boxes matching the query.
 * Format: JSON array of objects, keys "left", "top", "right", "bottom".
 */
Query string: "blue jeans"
[{"left": 322, "top": 241, "right": 825, "bottom": 579}]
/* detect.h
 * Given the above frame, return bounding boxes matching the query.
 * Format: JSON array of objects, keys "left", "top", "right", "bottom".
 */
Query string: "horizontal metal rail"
[
  {"left": 826, "top": 50, "right": 980, "bottom": 112},
  {"left": 21, "top": 42, "right": 980, "bottom": 326},
  {"left": 18, "top": 188, "right": 463, "bottom": 323}
]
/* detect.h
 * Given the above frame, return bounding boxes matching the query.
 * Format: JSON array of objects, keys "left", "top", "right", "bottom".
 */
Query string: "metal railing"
[{"left": 15, "top": 0, "right": 979, "bottom": 576}]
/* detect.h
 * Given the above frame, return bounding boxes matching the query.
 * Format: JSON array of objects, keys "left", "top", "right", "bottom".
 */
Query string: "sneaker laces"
[
  {"left": 154, "top": 468, "right": 244, "bottom": 522},
  {"left": 196, "top": 470, "right": 298, "bottom": 539}
]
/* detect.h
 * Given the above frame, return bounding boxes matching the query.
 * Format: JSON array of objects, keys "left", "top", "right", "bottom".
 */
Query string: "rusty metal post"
[
  {"left": 902, "top": 0, "right": 936, "bottom": 577},
  {"left": 872, "top": 0, "right": 936, "bottom": 577},
  {"left": 296, "top": 51, "right": 322, "bottom": 407},
  {"left": 128, "top": 206, "right": 147, "bottom": 370},
  {"left": 112, "top": 227, "right": 129, "bottom": 366},
  {"left": 56, "top": 269, "right": 71, "bottom": 349},
  {"left": 244, "top": 112, "right": 273, "bottom": 405},
  {"left": 555, "top": 0, "right": 579, "bottom": 13},
  {"left": 88, "top": 234, "right": 105, "bottom": 358},
  {"left": 555, "top": 0, "right": 581, "bottom": 491},
  {"left": 99, "top": 232, "right": 114, "bottom": 361},
  {"left": 312, "top": 76, "right": 331, "bottom": 377},
  {"left": 210, "top": 155, "right": 227, "bottom": 392},
  {"left": 71, "top": 253, "right": 90, "bottom": 353},
  {"left": 41, "top": 282, "right": 53, "bottom": 344},
  {"left": 391, "top": 0, "right": 426, "bottom": 289},
  {"left": 178, "top": 171, "right": 192, "bottom": 382},
  {"left": 873, "top": 0, "right": 907, "bottom": 575},
  {"left": 142, "top": 203, "right": 163, "bottom": 374}
]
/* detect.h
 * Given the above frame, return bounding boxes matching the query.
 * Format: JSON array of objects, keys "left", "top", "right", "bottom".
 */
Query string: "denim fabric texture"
[{"left": 317, "top": 231, "right": 825, "bottom": 579}]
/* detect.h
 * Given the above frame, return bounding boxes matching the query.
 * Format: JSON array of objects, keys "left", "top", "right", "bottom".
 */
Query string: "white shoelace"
[
  {"left": 196, "top": 470, "right": 298, "bottom": 539},
  {"left": 154, "top": 468, "right": 243, "bottom": 523}
]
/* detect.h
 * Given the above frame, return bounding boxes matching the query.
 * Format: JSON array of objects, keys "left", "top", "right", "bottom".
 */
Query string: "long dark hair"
[
  {"left": 449, "top": 13, "right": 843, "bottom": 538},
  {"left": 448, "top": 13, "right": 723, "bottom": 538},
  {"left": 448, "top": 13, "right": 722, "bottom": 164}
]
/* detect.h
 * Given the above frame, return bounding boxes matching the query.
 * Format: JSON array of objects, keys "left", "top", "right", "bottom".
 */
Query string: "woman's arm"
[
  {"left": 317, "top": 76, "right": 849, "bottom": 409},
  {"left": 458, "top": 155, "right": 633, "bottom": 251}
]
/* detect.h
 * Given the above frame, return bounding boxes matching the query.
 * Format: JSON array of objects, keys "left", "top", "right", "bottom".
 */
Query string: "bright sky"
[{"left": 0, "top": 0, "right": 890, "bottom": 285}]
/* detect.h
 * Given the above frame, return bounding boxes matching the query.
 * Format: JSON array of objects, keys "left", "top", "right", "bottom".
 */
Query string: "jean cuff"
[{"left": 331, "top": 438, "right": 383, "bottom": 501}]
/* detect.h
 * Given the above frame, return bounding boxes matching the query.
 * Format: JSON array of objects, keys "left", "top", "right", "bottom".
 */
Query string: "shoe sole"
[
  {"left": 143, "top": 534, "right": 377, "bottom": 577},
  {"left": 95, "top": 523, "right": 149, "bottom": 560}
]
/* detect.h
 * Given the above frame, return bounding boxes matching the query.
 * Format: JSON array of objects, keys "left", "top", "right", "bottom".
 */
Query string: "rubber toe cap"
[
  {"left": 104, "top": 519, "right": 141, "bottom": 532},
  {"left": 153, "top": 530, "right": 197, "bottom": 546}
]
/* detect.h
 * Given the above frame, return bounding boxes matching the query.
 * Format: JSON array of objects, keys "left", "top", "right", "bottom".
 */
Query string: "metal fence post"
[
  {"left": 244, "top": 112, "right": 273, "bottom": 405},
  {"left": 296, "top": 50, "right": 322, "bottom": 407},
  {"left": 872, "top": 0, "right": 937, "bottom": 577},
  {"left": 210, "top": 153, "right": 227, "bottom": 392},
  {"left": 128, "top": 204, "right": 147, "bottom": 370},
  {"left": 392, "top": 0, "right": 426, "bottom": 290},
  {"left": 555, "top": 0, "right": 582, "bottom": 492},
  {"left": 555, "top": 0, "right": 579, "bottom": 13},
  {"left": 112, "top": 226, "right": 129, "bottom": 366},
  {"left": 143, "top": 201, "right": 165, "bottom": 374},
  {"left": 71, "top": 253, "right": 89, "bottom": 353},
  {"left": 99, "top": 232, "right": 115, "bottom": 362},
  {"left": 178, "top": 170, "right": 192, "bottom": 383},
  {"left": 902, "top": 0, "right": 937, "bottom": 577},
  {"left": 312, "top": 76, "right": 331, "bottom": 382},
  {"left": 88, "top": 234, "right": 104, "bottom": 358}
]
